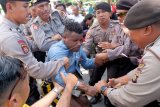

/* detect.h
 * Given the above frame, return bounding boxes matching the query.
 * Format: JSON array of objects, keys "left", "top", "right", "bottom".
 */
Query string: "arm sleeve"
[
  {"left": 30, "top": 25, "right": 57, "bottom": 51},
  {"left": 107, "top": 51, "right": 160, "bottom": 107},
  {"left": 107, "top": 25, "right": 131, "bottom": 61},
  {"left": 80, "top": 48, "right": 96, "bottom": 69},
  {"left": 83, "top": 29, "right": 94, "bottom": 55},
  {"left": 47, "top": 45, "right": 68, "bottom": 87},
  {"left": 26, "top": 39, "right": 39, "bottom": 52},
  {"left": 1, "top": 36, "right": 64, "bottom": 79}
]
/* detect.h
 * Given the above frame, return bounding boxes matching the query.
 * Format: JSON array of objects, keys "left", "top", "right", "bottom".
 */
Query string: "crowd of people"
[{"left": 0, "top": 0, "right": 160, "bottom": 107}]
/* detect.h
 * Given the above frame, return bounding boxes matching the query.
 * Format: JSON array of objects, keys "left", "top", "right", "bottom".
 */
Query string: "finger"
[
  {"left": 97, "top": 44, "right": 102, "bottom": 48},
  {"left": 102, "top": 50, "right": 107, "bottom": 53},
  {"left": 60, "top": 72, "right": 66, "bottom": 82}
]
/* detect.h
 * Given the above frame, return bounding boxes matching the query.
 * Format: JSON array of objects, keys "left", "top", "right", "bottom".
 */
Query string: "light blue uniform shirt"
[{"left": 47, "top": 40, "right": 95, "bottom": 87}]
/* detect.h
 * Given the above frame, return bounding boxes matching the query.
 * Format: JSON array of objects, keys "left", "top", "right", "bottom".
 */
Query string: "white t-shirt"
[{"left": 68, "top": 14, "right": 84, "bottom": 23}]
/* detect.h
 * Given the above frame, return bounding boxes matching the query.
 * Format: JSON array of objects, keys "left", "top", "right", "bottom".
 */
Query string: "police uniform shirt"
[
  {"left": 0, "top": 17, "right": 65, "bottom": 79},
  {"left": 21, "top": 17, "right": 35, "bottom": 36},
  {"left": 30, "top": 11, "right": 65, "bottom": 52},
  {"left": 107, "top": 36, "right": 160, "bottom": 107},
  {"left": 83, "top": 20, "right": 131, "bottom": 61}
]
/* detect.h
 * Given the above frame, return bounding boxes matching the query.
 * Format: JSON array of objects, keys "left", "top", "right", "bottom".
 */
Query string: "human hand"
[
  {"left": 108, "top": 78, "right": 121, "bottom": 88},
  {"left": 58, "top": 10, "right": 66, "bottom": 17},
  {"left": 98, "top": 42, "right": 119, "bottom": 50},
  {"left": 53, "top": 82, "right": 64, "bottom": 92},
  {"left": 26, "top": 35, "right": 33, "bottom": 40},
  {"left": 60, "top": 73, "right": 78, "bottom": 89},
  {"left": 122, "top": 26, "right": 130, "bottom": 35},
  {"left": 95, "top": 53, "right": 108, "bottom": 66},
  {"left": 63, "top": 57, "right": 70, "bottom": 70},
  {"left": 95, "top": 80, "right": 108, "bottom": 93},
  {"left": 52, "top": 34, "right": 62, "bottom": 41},
  {"left": 85, "top": 86, "right": 98, "bottom": 96}
]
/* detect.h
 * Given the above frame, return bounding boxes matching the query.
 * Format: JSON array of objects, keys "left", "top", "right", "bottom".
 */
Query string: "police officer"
[
  {"left": 0, "top": 0, "right": 69, "bottom": 80},
  {"left": 30, "top": 0, "right": 65, "bottom": 52},
  {"left": 95, "top": 0, "right": 160, "bottom": 106},
  {"left": 83, "top": 2, "right": 138, "bottom": 104}
]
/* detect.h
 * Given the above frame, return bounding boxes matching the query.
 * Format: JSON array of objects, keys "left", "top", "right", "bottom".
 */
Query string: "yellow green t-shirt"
[{"left": 23, "top": 104, "right": 30, "bottom": 107}]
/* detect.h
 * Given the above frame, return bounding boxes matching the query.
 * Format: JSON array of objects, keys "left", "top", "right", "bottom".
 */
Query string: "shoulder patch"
[
  {"left": 132, "top": 59, "right": 145, "bottom": 83},
  {"left": 85, "top": 31, "right": 92, "bottom": 39},
  {"left": 17, "top": 40, "right": 29, "bottom": 54}
]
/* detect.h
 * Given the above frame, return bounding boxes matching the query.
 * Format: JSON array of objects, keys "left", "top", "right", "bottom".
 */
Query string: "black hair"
[
  {"left": 55, "top": 3, "right": 66, "bottom": 11},
  {"left": 78, "top": 1, "right": 83, "bottom": 5},
  {"left": 94, "top": 2, "right": 111, "bottom": 12},
  {"left": 84, "top": 14, "right": 93, "bottom": 22},
  {"left": 0, "top": 0, "right": 10, "bottom": 13},
  {"left": 65, "top": 2, "right": 72, "bottom": 7},
  {"left": 0, "top": 56, "right": 23, "bottom": 97},
  {"left": 63, "top": 19, "right": 83, "bottom": 35}
]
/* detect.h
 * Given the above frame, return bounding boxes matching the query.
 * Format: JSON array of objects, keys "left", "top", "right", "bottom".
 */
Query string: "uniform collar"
[
  {"left": 36, "top": 11, "right": 56, "bottom": 25},
  {"left": 3, "top": 17, "right": 19, "bottom": 29},
  {"left": 144, "top": 36, "right": 160, "bottom": 53},
  {"left": 59, "top": 40, "right": 68, "bottom": 49},
  {"left": 97, "top": 20, "right": 114, "bottom": 31}
]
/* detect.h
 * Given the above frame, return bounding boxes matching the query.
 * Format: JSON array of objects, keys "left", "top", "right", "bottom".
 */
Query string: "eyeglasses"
[
  {"left": 8, "top": 69, "right": 27, "bottom": 100},
  {"left": 116, "top": 12, "right": 127, "bottom": 17}
]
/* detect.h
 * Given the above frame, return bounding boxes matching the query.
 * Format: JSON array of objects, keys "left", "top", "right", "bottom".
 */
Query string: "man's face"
[
  {"left": 86, "top": 17, "right": 94, "bottom": 26},
  {"left": 16, "top": 75, "right": 30, "bottom": 107},
  {"left": 96, "top": 9, "right": 111, "bottom": 25},
  {"left": 8, "top": 73, "right": 30, "bottom": 107},
  {"left": 29, "top": 6, "right": 37, "bottom": 18},
  {"left": 64, "top": 32, "right": 83, "bottom": 52},
  {"left": 9, "top": 1, "right": 30, "bottom": 24},
  {"left": 56, "top": 6, "right": 66, "bottom": 16},
  {"left": 129, "top": 28, "right": 147, "bottom": 49},
  {"left": 35, "top": 2, "right": 51, "bottom": 21},
  {"left": 116, "top": 10, "right": 128, "bottom": 24},
  {"left": 72, "top": 7, "right": 79, "bottom": 16}
]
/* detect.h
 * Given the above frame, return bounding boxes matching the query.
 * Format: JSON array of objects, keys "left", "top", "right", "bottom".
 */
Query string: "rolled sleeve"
[{"left": 106, "top": 50, "right": 160, "bottom": 107}]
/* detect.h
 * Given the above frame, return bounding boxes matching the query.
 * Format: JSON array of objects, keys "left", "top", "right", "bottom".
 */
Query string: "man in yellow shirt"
[{"left": 0, "top": 56, "right": 78, "bottom": 107}]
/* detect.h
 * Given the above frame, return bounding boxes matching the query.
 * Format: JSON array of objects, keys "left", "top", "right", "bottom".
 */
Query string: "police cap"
[
  {"left": 94, "top": 2, "right": 111, "bottom": 12},
  {"left": 0, "top": 0, "right": 30, "bottom": 4},
  {"left": 31, "top": 0, "right": 50, "bottom": 5},
  {"left": 124, "top": 0, "right": 160, "bottom": 29},
  {"left": 116, "top": 0, "right": 138, "bottom": 10}
]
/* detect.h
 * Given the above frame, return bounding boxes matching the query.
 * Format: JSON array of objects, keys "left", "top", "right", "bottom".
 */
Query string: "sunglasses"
[{"left": 116, "top": 12, "right": 127, "bottom": 17}]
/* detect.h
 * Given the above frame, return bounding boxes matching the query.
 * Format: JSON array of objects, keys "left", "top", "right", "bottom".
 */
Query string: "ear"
[
  {"left": 144, "top": 25, "right": 152, "bottom": 36},
  {"left": 109, "top": 12, "right": 112, "bottom": 17},
  {"left": 8, "top": 94, "right": 19, "bottom": 107},
  {"left": 6, "top": 2, "right": 15, "bottom": 13}
]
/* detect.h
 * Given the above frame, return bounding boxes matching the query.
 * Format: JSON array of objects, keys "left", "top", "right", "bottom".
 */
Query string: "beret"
[
  {"left": 0, "top": 0, "right": 30, "bottom": 4},
  {"left": 94, "top": 2, "right": 111, "bottom": 12},
  {"left": 31, "top": 0, "right": 50, "bottom": 5},
  {"left": 124, "top": 0, "right": 160, "bottom": 29},
  {"left": 116, "top": 0, "right": 138, "bottom": 10}
]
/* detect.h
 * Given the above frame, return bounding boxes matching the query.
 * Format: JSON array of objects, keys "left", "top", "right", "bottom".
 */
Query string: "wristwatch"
[
  {"left": 52, "top": 88, "right": 60, "bottom": 96},
  {"left": 73, "top": 81, "right": 80, "bottom": 90},
  {"left": 100, "top": 86, "right": 107, "bottom": 94}
]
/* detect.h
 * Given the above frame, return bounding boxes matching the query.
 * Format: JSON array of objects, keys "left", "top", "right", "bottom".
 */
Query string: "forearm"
[
  {"left": 56, "top": 85, "right": 73, "bottom": 107},
  {"left": 77, "top": 81, "right": 88, "bottom": 92},
  {"left": 107, "top": 46, "right": 127, "bottom": 61},
  {"left": 114, "top": 75, "right": 130, "bottom": 86},
  {"left": 31, "top": 90, "right": 59, "bottom": 107}
]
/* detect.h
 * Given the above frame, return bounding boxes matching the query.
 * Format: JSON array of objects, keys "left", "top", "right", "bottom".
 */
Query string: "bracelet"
[
  {"left": 52, "top": 88, "right": 60, "bottom": 96},
  {"left": 74, "top": 81, "right": 80, "bottom": 90}
]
